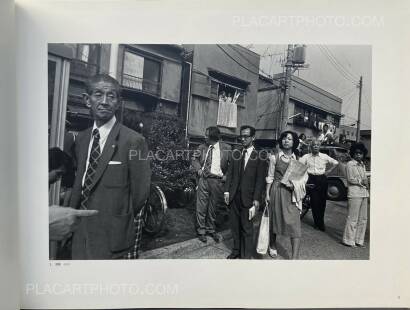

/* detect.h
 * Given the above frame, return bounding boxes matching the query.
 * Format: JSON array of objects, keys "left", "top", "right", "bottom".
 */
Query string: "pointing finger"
[{"left": 74, "top": 209, "right": 99, "bottom": 217}]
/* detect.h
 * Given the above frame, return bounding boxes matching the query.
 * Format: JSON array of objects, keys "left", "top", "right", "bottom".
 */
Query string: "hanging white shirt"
[{"left": 81, "top": 116, "right": 117, "bottom": 186}]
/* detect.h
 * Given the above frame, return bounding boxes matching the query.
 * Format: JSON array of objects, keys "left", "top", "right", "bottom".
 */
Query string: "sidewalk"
[
  {"left": 140, "top": 201, "right": 369, "bottom": 260},
  {"left": 140, "top": 228, "right": 283, "bottom": 259}
]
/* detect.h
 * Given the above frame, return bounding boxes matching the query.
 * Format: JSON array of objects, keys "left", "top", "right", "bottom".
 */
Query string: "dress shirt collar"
[
  {"left": 92, "top": 116, "right": 116, "bottom": 140},
  {"left": 209, "top": 141, "right": 220, "bottom": 150},
  {"left": 278, "top": 149, "right": 296, "bottom": 160},
  {"left": 244, "top": 145, "right": 254, "bottom": 154}
]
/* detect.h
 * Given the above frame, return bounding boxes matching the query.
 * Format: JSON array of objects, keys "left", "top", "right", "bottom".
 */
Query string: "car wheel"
[{"left": 327, "top": 179, "right": 346, "bottom": 201}]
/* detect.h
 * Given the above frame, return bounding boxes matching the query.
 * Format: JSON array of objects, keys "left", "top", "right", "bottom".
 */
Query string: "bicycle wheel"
[{"left": 143, "top": 184, "right": 168, "bottom": 235}]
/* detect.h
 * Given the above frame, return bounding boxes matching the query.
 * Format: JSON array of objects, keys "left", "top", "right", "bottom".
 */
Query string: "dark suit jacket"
[
  {"left": 69, "top": 122, "right": 151, "bottom": 259},
  {"left": 191, "top": 142, "right": 231, "bottom": 180},
  {"left": 224, "top": 147, "right": 267, "bottom": 208}
]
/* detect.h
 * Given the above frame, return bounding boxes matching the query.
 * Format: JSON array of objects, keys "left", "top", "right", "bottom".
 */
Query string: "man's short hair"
[
  {"left": 240, "top": 125, "right": 256, "bottom": 137},
  {"left": 85, "top": 74, "right": 121, "bottom": 97},
  {"left": 206, "top": 126, "right": 220, "bottom": 141},
  {"left": 310, "top": 138, "right": 321, "bottom": 146}
]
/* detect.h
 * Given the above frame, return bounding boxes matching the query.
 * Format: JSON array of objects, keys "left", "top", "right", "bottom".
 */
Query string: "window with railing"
[
  {"left": 211, "top": 80, "right": 246, "bottom": 128},
  {"left": 121, "top": 50, "right": 161, "bottom": 96},
  {"left": 70, "top": 44, "right": 101, "bottom": 79},
  {"left": 210, "top": 80, "right": 245, "bottom": 106},
  {"left": 293, "top": 104, "right": 329, "bottom": 130}
]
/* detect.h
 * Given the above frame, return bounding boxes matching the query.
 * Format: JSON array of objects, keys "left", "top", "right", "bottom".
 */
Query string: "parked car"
[
  {"left": 319, "top": 145, "right": 370, "bottom": 201},
  {"left": 320, "top": 146, "right": 350, "bottom": 201}
]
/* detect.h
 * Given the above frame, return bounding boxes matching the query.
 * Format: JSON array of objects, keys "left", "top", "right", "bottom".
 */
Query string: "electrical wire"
[
  {"left": 227, "top": 44, "right": 272, "bottom": 77},
  {"left": 321, "top": 45, "right": 360, "bottom": 81},
  {"left": 342, "top": 89, "right": 359, "bottom": 116},
  {"left": 318, "top": 45, "right": 358, "bottom": 85},
  {"left": 316, "top": 45, "right": 358, "bottom": 85}
]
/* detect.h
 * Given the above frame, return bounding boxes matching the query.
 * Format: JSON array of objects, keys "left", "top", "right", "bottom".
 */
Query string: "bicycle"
[{"left": 143, "top": 184, "right": 168, "bottom": 235}]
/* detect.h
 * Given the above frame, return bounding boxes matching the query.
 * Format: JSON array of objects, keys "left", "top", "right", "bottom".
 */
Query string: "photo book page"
[{"left": 5, "top": 0, "right": 410, "bottom": 309}]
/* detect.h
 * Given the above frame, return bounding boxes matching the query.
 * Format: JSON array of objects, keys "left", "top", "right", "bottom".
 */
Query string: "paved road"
[{"left": 140, "top": 200, "right": 370, "bottom": 260}]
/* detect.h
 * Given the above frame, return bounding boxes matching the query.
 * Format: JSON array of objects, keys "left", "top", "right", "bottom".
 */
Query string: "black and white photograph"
[
  {"left": 48, "top": 44, "right": 371, "bottom": 260},
  {"left": 4, "top": 0, "right": 410, "bottom": 308}
]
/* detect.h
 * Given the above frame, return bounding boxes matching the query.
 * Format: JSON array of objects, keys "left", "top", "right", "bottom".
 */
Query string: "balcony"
[{"left": 121, "top": 73, "right": 161, "bottom": 97}]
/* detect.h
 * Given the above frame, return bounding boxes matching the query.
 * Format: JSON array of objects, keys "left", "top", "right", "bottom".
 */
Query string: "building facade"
[
  {"left": 183, "top": 44, "right": 260, "bottom": 145},
  {"left": 339, "top": 125, "right": 357, "bottom": 142},
  {"left": 256, "top": 73, "right": 343, "bottom": 142},
  {"left": 49, "top": 44, "right": 260, "bottom": 146},
  {"left": 48, "top": 44, "right": 190, "bottom": 135}
]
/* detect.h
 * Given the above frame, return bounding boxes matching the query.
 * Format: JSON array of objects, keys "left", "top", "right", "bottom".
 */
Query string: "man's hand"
[
  {"left": 249, "top": 206, "right": 256, "bottom": 221},
  {"left": 285, "top": 183, "right": 294, "bottom": 190},
  {"left": 265, "top": 193, "right": 270, "bottom": 206},
  {"left": 253, "top": 200, "right": 260, "bottom": 210},
  {"left": 224, "top": 192, "right": 229, "bottom": 205},
  {"left": 197, "top": 169, "right": 203, "bottom": 177},
  {"left": 49, "top": 205, "right": 98, "bottom": 241}
]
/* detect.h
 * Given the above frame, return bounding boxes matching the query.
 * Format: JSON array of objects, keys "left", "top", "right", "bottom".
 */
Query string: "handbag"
[{"left": 256, "top": 204, "right": 270, "bottom": 255}]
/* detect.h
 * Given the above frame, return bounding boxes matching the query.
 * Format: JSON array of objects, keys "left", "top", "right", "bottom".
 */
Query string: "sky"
[{"left": 248, "top": 45, "right": 372, "bottom": 130}]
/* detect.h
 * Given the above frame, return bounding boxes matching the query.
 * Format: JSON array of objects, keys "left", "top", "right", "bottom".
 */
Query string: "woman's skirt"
[{"left": 269, "top": 181, "right": 301, "bottom": 238}]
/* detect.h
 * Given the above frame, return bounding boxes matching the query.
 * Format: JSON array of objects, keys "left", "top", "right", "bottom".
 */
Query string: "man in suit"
[
  {"left": 191, "top": 126, "right": 231, "bottom": 243},
  {"left": 69, "top": 74, "right": 151, "bottom": 259},
  {"left": 224, "top": 125, "right": 267, "bottom": 259}
]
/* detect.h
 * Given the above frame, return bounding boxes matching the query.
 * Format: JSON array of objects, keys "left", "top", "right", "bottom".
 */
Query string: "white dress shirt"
[
  {"left": 82, "top": 116, "right": 117, "bottom": 186},
  {"left": 202, "top": 142, "right": 223, "bottom": 177},
  {"left": 299, "top": 152, "right": 338, "bottom": 175},
  {"left": 243, "top": 145, "right": 255, "bottom": 169}
]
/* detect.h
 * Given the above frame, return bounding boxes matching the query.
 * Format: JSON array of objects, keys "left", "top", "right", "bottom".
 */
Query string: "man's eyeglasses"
[{"left": 239, "top": 135, "right": 252, "bottom": 140}]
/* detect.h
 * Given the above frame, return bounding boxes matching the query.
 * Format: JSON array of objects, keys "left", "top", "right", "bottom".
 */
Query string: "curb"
[{"left": 140, "top": 230, "right": 232, "bottom": 259}]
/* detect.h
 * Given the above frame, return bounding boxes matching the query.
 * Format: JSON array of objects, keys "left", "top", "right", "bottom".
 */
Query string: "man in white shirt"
[
  {"left": 299, "top": 139, "right": 338, "bottom": 231},
  {"left": 191, "top": 126, "right": 231, "bottom": 243}
]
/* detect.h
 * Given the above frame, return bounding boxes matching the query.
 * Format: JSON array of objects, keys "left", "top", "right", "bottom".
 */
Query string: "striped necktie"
[
  {"left": 80, "top": 128, "right": 101, "bottom": 210},
  {"left": 203, "top": 145, "right": 214, "bottom": 177}
]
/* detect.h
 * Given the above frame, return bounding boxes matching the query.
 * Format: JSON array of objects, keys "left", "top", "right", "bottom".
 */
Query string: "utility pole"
[
  {"left": 356, "top": 76, "right": 363, "bottom": 142},
  {"left": 280, "top": 44, "right": 294, "bottom": 133}
]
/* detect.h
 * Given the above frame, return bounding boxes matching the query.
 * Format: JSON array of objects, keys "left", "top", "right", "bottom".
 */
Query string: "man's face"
[
  {"left": 311, "top": 141, "right": 321, "bottom": 153},
  {"left": 239, "top": 128, "right": 254, "bottom": 148},
  {"left": 323, "top": 125, "right": 329, "bottom": 133},
  {"left": 84, "top": 80, "right": 120, "bottom": 124}
]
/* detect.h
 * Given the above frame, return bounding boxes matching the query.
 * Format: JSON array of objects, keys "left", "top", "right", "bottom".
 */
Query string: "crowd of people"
[{"left": 49, "top": 73, "right": 370, "bottom": 260}]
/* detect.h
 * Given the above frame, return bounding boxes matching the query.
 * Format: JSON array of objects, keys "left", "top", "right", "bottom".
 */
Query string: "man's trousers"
[
  {"left": 196, "top": 177, "right": 224, "bottom": 235},
  {"left": 308, "top": 174, "right": 328, "bottom": 230},
  {"left": 230, "top": 191, "right": 255, "bottom": 259}
]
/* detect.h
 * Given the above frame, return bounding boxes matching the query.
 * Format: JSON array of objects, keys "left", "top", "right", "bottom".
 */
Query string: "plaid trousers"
[{"left": 123, "top": 205, "right": 145, "bottom": 259}]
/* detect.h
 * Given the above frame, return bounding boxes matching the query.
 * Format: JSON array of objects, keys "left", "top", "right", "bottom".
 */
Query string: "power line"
[
  {"left": 338, "top": 85, "right": 358, "bottom": 99},
  {"left": 342, "top": 115, "right": 371, "bottom": 128},
  {"left": 218, "top": 44, "right": 265, "bottom": 77},
  {"left": 321, "top": 45, "right": 360, "bottom": 81},
  {"left": 342, "top": 89, "right": 358, "bottom": 116},
  {"left": 318, "top": 45, "right": 358, "bottom": 85},
  {"left": 227, "top": 44, "right": 272, "bottom": 77},
  {"left": 316, "top": 45, "right": 358, "bottom": 85}
]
